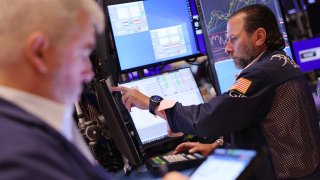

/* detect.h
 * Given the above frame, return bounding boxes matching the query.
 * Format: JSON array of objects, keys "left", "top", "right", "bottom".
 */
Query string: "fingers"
[
  {"left": 162, "top": 171, "right": 188, "bottom": 180},
  {"left": 167, "top": 127, "right": 184, "bottom": 137},
  {"left": 109, "top": 86, "right": 128, "bottom": 93},
  {"left": 188, "top": 145, "right": 199, "bottom": 154},
  {"left": 125, "top": 96, "right": 133, "bottom": 112},
  {"left": 173, "top": 143, "right": 186, "bottom": 154},
  {"left": 111, "top": 86, "right": 149, "bottom": 110},
  {"left": 121, "top": 91, "right": 132, "bottom": 111},
  {"left": 168, "top": 132, "right": 184, "bottom": 137},
  {"left": 173, "top": 142, "right": 198, "bottom": 154},
  {"left": 111, "top": 86, "right": 133, "bottom": 111}
]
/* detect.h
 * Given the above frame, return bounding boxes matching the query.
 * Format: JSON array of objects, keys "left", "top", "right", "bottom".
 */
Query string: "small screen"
[
  {"left": 106, "top": 0, "right": 201, "bottom": 72},
  {"left": 189, "top": 0, "right": 206, "bottom": 54},
  {"left": 292, "top": 36, "right": 320, "bottom": 72},
  {"left": 119, "top": 68, "right": 204, "bottom": 145},
  {"left": 190, "top": 148, "right": 257, "bottom": 180}
]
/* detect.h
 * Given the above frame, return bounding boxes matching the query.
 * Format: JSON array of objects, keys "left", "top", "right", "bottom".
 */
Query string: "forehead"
[{"left": 227, "top": 13, "right": 246, "bottom": 37}]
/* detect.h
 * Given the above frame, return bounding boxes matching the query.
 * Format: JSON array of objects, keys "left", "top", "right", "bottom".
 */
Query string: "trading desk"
[{"left": 112, "top": 165, "right": 195, "bottom": 180}]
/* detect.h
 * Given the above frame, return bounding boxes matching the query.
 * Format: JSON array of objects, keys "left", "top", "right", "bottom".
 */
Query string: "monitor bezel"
[
  {"left": 103, "top": 0, "right": 203, "bottom": 73},
  {"left": 95, "top": 78, "right": 142, "bottom": 166}
]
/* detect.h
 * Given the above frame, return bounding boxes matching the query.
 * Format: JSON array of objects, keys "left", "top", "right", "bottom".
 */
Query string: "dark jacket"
[
  {"left": 0, "top": 98, "right": 111, "bottom": 180},
  {"left": 166, "top": 50, "right": 320, "bottom": 179}
]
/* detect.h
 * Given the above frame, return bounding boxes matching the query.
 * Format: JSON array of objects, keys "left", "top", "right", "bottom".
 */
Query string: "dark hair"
[{"left": 230, "top": 4, "right": 285, "bottom": 50}]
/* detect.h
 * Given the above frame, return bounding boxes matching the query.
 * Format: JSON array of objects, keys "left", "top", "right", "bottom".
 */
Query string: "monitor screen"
[
  {"left": 105, "top": 0, "right": 201, "bottom": 72},
  {"left": 119, "top": 68, "right": 204, "bottom": 145},
  {"left": 197, "top": 0, "right": 293, "bottom": 94},
  {"left": 292, "top": 36, "right": 320, "bottom": 72}
]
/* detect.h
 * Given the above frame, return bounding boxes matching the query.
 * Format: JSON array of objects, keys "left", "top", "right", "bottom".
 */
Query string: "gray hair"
[{"left": 0, "top": 0, "right": 105, "bottom": 62}]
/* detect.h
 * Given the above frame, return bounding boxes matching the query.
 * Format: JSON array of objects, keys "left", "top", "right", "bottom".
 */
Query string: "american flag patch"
[{"left": 229, "top": 78, "right": 252, "bottom": 94}]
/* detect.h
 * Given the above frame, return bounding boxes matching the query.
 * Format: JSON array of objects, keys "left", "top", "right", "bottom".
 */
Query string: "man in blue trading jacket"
[
  {"left": 112, "top": 4, "right": 320, "bottom": 179},
  {"left": 0, "top": 0, "right": 111, "bottom": 179}
]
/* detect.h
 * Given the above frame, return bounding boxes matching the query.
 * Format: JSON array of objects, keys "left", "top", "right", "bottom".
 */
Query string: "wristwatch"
[{"left": 149, "top": 95, "right": 163, "bottom": 115}]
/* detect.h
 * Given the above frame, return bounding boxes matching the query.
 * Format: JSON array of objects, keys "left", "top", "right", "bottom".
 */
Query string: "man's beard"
[{"left": 233, "top": 43, "right": 256, "bottom": 69}]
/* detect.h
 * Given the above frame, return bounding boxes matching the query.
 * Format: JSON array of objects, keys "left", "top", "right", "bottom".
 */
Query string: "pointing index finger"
[{"left": 109, "top": 86, "right": 128, "bottom": 93}]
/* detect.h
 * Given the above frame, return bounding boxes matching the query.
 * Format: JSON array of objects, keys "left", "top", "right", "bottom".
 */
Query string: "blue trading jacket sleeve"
[
  {"left": 166, "top": 88, "right": 273, "bottom": 137},
  {"left": 166, "top": 67, "right": 275, "bottom": 138}
]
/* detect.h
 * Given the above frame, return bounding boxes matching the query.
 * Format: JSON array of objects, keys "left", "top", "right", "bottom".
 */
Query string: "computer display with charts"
[
  {"left": 196, "top": 0, "right": 293, "bottom": 94},
  {"left": 119, "top": 68, "right": 204, "bottom": 146},
  {"left": 105, "top": 0, "right": 203, "bottom": 73}
]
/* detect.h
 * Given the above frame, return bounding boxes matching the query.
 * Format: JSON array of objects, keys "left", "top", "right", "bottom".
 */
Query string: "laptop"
[{"left": 119, "top": 67, "right": 204, "bottom": 147}]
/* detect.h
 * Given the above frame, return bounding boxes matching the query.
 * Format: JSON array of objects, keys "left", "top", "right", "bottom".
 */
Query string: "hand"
[
  {"left": 110, "top": 86, "right": 149, "bottom": 111},
  {"left": 173, "top": 142, "right": 219, "bottom": 157},
  {"left": 162, "top": 171, "right": 189, "bottom": 180},
  {"left": 168, "top": 131, "right": 184, "bottom": 137},
  {"left": 167, "top": 125, "right": 184, "bottom": 137}
]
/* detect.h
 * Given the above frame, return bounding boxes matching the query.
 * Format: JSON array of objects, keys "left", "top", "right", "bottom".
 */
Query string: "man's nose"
[{"left": 225, "top": 41, "right": 232, "bottom": 54}]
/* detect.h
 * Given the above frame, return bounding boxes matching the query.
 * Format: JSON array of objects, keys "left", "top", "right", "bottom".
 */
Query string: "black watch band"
[{"left": 149, "top": 95, "right": 163, "bottom": 115}]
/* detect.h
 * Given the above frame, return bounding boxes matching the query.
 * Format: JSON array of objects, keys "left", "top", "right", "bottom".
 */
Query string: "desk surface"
[{"left": 112, "top": 165, "right": 195, "bottom": 180}]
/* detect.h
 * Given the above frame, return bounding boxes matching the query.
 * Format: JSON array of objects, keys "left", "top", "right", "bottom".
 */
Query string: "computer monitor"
[
  {"left": 292, "top": 36, "right": 320, "bottom": 72},
  {"left": 104, "top": 0, "right": 202, "bottom": 73},
  {"left": 95, "top": 78, "right": 141, "bottom": 166},
  {"left": 119, "top": 68, "right": 204, "bottom": 146},
  {"left": 196, "top": 0, "right": 293, "bottom": 95}
]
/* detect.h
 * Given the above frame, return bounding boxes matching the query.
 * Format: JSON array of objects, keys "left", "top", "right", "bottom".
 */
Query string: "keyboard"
[{"left": 145, "top": 152, "right": 205, "bottom": 176}]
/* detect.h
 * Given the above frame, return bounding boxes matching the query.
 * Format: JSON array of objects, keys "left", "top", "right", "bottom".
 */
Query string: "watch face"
[{"left": 151, "top": 95, "right": 163, "bottom": 103}]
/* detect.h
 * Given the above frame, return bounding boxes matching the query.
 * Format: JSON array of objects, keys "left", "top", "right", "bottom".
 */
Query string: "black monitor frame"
[
  {"left": 102, "top": 0, "right": 203, "bottom": 73},
  {"left": 95, "top": 78, "right": 142, "bottom": 168}
]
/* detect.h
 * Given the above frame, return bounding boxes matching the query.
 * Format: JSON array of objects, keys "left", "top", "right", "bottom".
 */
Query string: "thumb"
[{"left": 189, "top": 146, "right": 198, "bottom": 154}]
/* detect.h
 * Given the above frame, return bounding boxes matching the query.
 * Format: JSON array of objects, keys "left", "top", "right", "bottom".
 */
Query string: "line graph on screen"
[{"left": 200, "top": 0, "right": 287, "bottom": 62}]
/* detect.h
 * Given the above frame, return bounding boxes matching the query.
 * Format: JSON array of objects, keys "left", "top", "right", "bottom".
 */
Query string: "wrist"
[
  {"left": 215, "top": 137, "right": 224, "bottom": 146},
  {"left": 149, "top": 95, "right": 163, "bottom": 115}
]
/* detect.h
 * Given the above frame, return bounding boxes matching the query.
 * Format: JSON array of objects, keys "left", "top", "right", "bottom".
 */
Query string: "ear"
[
  {"left": 254, "top": 28, "right": 267, "bottom": 47},
  {"left": 25, "top": 32, "right": 49, "bottom": 74}
]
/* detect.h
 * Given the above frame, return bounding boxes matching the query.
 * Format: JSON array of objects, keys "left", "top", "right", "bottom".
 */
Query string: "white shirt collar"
[{"left": 0, "top": 85, "right": 74, "bottom": 142}]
